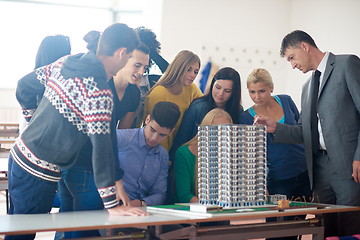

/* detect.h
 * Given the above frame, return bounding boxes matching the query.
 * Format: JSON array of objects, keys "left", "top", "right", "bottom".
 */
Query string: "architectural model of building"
[
  {"left": 197, "top": 124, "right": 267, "bottom": 208},
  {"left": 267, "top": 194, "right": 287, "bottom": 205}
]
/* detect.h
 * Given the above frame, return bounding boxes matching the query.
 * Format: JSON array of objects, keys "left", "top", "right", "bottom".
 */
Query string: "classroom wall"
[
  {"left": 159, "top": 0, "right": 360, "bottom": 110},
  {"left": 285, "top": 0, "right": 360, "bottom": 109},
  {"left": 0, "top": 88, "right": 20, "bottom": 124}
]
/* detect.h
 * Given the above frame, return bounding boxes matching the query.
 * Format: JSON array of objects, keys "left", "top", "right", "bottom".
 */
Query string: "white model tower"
[{"left": 198, "top": 124, "right": 267, "bottom": 208}]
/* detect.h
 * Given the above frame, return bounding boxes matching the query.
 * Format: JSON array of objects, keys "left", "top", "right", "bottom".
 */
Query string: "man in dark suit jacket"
[{"left": 256, "top": 30, "right": 360, "bottom": 237}]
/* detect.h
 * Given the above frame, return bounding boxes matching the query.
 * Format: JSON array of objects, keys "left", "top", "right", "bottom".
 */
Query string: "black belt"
[{"left": 319, "top": 149, "right": 327, "bottom": 155}]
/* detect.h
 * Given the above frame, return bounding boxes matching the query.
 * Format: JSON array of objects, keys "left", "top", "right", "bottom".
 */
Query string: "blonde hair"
[
  {"left": 246, "top": 68, "right": 274, "bottom": 89},
  {"left": 150, "top": 50, "right": 200, "bottom": 92},
  {"left": 185, "top": 108, "right": 233, "bottom": 195},
  {"left": 185, "top": 108, "right": 233, "bottom": 147}
]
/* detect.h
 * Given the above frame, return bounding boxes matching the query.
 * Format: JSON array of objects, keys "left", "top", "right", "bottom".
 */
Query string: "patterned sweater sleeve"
[
  {"left": 86, "top": 86, "right": 119, "bottom": 209},
  {"left": 16, "top": 61, "right": 63, "bottom": 121},
  {"left": 16, "top": 67, "right": 48, "bottom": 121}
]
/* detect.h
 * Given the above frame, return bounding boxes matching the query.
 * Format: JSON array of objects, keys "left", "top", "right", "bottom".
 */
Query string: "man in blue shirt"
[{"left": 116, "top": 101, "right": 181, "bottom": 206}]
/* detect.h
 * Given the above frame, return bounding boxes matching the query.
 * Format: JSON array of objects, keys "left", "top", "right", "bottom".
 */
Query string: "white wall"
[
  {"left": 0, "top": 88, "right": 20, "bottom": 124},
  {"left": 160, "top": 0, "right": 360, "bottom": 110},
  {"left": 160, "top": 0, "right": 292, "bottom": 109},
  {"left": 285, "top": 0, "right": 360, "bottom": 107}
]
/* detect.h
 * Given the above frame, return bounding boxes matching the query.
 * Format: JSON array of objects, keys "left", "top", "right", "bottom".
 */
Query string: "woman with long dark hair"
[{"left": 172, "top": 67, "right": 243, "bottom": 152}]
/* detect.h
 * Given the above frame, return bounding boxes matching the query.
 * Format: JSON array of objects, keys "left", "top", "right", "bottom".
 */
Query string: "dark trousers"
[
  {"left": 58, "top": 166, "right": 104, "bottom": 239},
  {"left": 267, "top": 171, "right": 312, "bottom": 202},
  {"left": 6, "top": 155, "right": 58, "bottom": 240},
  {"left": 266, "top": 171, "right": 313, "bottom": 240},
  {"left": 313, "top": 151, "right": 360, "bottom": 237}
]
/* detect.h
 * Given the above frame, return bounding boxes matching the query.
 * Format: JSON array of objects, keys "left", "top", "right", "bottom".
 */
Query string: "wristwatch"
[{"left": 140, "top": 199, "right": 147, "bottom": 207}]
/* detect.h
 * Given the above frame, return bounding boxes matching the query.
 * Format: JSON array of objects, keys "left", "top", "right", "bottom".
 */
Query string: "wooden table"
[{"left": 0, "top": 203, "right": 359, "bottom": 239}]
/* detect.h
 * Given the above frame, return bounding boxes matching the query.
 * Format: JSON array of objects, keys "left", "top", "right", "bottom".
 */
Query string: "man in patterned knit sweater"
[{"left": 7, "top": 23, "right": 146, "bottom": 240}]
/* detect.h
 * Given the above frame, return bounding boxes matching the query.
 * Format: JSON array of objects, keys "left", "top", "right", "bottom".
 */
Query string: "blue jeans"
[
  {"left": 6, "top": 155, "right": 58, "bottom": 240},
  {"left": 58, "top": 166, "right": 104, "bottom": 239}
]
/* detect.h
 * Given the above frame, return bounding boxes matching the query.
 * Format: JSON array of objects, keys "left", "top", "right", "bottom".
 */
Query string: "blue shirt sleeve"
[{"left": 115, "top": 129, "right": 126, "bottom": 179}]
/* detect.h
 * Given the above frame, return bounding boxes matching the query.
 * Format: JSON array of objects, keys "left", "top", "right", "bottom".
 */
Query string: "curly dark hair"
[
  {"left": 83, "top": 30, "right": 101, "bottom": 53},
  {"left": 135, "top": 26, "right": 161, "bottom": 54}
]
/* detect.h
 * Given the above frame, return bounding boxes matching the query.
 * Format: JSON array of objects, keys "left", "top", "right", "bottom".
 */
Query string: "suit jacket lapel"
[
  {"left": 302, "top": 78, "right": 313, "bottom": 123},
  {"left": 319, "top": 53, "right": 335, "bottom": 96}
]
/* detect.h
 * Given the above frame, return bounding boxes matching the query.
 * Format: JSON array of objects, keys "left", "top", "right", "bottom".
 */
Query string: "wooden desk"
[
  {"left": 0, "top": 123, "right": 18, "bottom": 151},
  {"left": 0, "top": 138, "right": 15, "bottom": 150},
  {"left": 0, "top": 203, "right": 359, "bottom": 239},
  {"left": 0, "top": 139, "right": 15, "bottom": 144},
  {"left": 0, "top": 123, "right": 19, "bottom": 138},
  {"left": 0, "top": 157, "right": 8, "bottom": 214},
  {"left": 0, "top": 123, "right": 19, "bottom": 127},
  {"left": 0, "top": 138, "right": 16, "bottom": 153}
]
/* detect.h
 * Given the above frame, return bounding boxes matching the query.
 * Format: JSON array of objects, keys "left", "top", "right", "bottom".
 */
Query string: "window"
[{"left": 0, "top": 0, "right": 162, "bottom": 88}]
